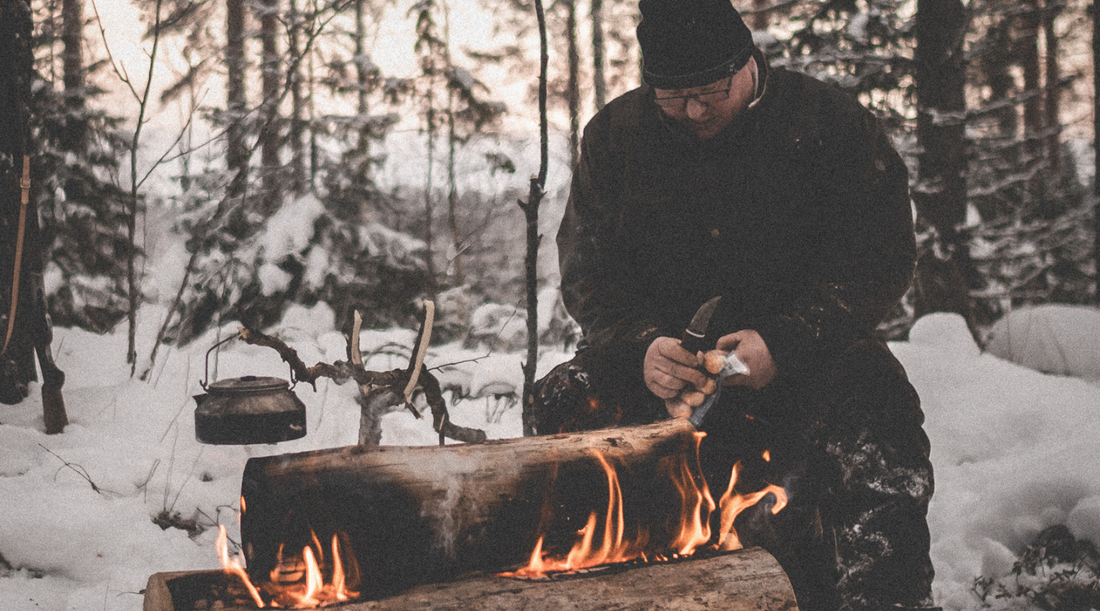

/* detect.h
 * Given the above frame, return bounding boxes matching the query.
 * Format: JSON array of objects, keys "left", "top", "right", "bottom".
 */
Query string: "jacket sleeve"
[
  {"left": 557, "top": 106, "right": 665, "bottom": 360},
  {"left": 753, "top": 98, "right": 916, "bottom": 378}
]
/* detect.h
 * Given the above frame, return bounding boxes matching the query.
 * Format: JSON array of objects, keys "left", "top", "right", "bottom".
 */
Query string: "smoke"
[{"left": 413, "top": 450, "right": 524, "bottom": 560}]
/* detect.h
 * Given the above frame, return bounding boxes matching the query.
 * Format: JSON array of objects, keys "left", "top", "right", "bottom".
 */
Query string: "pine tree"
[{"left": 31, "top": 0, "right": 131, "bottom": 333}]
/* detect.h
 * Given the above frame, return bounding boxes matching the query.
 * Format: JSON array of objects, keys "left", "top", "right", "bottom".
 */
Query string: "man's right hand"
[{"left": 643, "top": 337, "right": 708, "bottom": 406}]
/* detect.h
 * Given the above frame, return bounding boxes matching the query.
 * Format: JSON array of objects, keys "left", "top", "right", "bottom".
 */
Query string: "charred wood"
[
  {"left": 144, "top": 546, "right": 797, "bottom": 611},
  {"left": 240, "top": 419, "right": 702, "bottom": 600}
]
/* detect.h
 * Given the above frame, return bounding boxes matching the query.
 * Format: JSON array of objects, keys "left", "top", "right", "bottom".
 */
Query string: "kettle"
[{"left": 193, "top": 337, "right": 307, "bottom": 445}]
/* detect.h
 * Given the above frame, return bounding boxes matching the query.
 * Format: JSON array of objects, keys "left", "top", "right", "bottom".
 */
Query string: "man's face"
[{"left": 652, "top": 56, "right": 757, "bottom": 139}]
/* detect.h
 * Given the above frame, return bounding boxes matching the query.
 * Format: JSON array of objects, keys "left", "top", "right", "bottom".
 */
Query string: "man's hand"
[
  {"left": 716, "top": 330, "right": 777, "bottom": 389},
  {"left": 644, "top": 336, "right": 708, "bottom": 401}
]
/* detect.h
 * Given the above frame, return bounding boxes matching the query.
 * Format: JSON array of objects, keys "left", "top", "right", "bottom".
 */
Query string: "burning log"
[
  {"left": 144, "top": 546, "right": 796, "bottom": 610},
  {"left": 239, "top": 419, "right": 755, "bottom": 600}
]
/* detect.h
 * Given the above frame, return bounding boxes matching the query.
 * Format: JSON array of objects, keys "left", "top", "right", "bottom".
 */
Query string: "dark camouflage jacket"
[{"left": 557, "top": 52, "right": 916, "bottom": 382}]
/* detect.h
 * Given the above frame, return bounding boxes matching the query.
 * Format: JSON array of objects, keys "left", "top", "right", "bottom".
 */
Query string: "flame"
[
  {"left": 216, "top": 525, "right": 266, "bottom": 608},
  {"left": 666, "top": 432, "right": 715, "bottom": 555},
  {"left": 505, "top": 451, "right": 648, "bottom": 577},
  {"left": 263, "top": 532, "right": 360, "bottom": 608},
  {"left": 716, "top": 462, "right": 788, "bottom": 552},
  {"left": 503, "top": 434, "right": 786, "bottom": 579},
  {"left": 216, "top": 522, "right": 359, "bottom": 608}
]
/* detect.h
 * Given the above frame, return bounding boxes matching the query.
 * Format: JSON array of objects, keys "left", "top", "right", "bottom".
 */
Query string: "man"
[{"left": 532, "top": 1, "right": 938, "bottom": 610}]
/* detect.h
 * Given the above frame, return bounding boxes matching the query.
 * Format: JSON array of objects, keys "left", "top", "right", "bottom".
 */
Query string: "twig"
[
  {"left": 428, "top": 298, "right": 525, "bottom": 373},
  {"left": 39, "top": 445, "right": 117, "bottom": 497},
  {"left": 136, "top": 459, "right": 161, "bottom": 503},
  {"left": 419, "top": 369, "right": 487, "bottom": 445}
]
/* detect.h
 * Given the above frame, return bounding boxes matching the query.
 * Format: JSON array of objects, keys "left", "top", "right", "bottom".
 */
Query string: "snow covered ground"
[{"left": 1, "top": 303, "right": 1099, "bottom": 611}]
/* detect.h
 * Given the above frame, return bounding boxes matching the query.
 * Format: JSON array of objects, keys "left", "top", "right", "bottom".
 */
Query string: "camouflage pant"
[{"left": 531, "top": 339, "right": 938, "bottom": 611}]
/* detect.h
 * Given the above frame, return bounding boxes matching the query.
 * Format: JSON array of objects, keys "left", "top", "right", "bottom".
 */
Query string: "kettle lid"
[{"left": 205, "top": 375, "right": 290, "bottom": 395}]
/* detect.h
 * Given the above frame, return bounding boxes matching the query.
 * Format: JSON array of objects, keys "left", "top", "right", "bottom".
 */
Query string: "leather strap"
[{"left": 2, "top": 155, "right": 30, "bottom": 356}]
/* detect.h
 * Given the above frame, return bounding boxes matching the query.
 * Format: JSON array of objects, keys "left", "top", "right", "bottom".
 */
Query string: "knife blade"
[{"left": 680, "top": 296, "right": 721, "bottom": 355}]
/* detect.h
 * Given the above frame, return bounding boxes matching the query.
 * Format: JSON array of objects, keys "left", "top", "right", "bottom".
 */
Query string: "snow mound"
[
  {"left": 985, "top": 305, "right": 1100, "bottom": 381},
  {"left": 908, "top": 312, "right": 980, "bottom": 359}
]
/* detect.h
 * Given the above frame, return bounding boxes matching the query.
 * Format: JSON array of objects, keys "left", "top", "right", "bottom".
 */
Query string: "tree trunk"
[
  {"left": 1094, "top": 5, "right": 1100, "bottom": 305},
  {"left": 565, "top": 0, "right": 580, "bottom": 169},
  {"left": 240, "top": 420, "right": 704, "bottom": 598},
  {"left": 1018, "top": 0, "right": 1043, "bottom": 150},
  {"left": 415, "top": 2, "right": 442, "bottom": 297},
  {"left": 308, "top": 26, "right": 319, "bottom": 189},
  {"left": 520, "top": 0, "right": 549, "bottom": 438},
  {"left": 447, "top": 87, "right": 464, "bottom": 285},
  {"left": 259, "top": 0, "right": 281, "bottom": 215},
  {"left": 1042, "top": 0, "right": 1061, "bottom": 176},
  {"left": 288, "top": 0, "right": 306, "bottom": 194},
  {"left": 750, "top": 0, "right": 770, "bottom": 31},
  {"left": 61, "top": 0, "right": 86, "bottom": 152},
  {"left": 355, "top": 0, "right": 371, "bottom": 157},
  {"left": 143, "top": 546, "right": 796, "bottom": 611},
  {"left": 913, "top": 0, "right": 974, "bottom": 326},
  {"left": 424, "top": 104, "right": 437, "bottom": 292},
  {"left": 591, "top": 0, "right": 606, "bottom": 111},
  {"left": 985, "top": 18, "right": 1018, "bottom": 139},
  {"left": 226, "top": 0, "right": 248, "bottom": 200}
]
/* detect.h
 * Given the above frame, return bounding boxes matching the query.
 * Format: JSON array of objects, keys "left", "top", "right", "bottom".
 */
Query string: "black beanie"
[{"left": 637, "top": 0, "right": 754, "bottom": 89}]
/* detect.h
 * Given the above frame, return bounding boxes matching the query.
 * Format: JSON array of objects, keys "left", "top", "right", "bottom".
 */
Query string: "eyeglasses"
[{"left": 653, "top": 77, "right": 734, "bottom": 111}]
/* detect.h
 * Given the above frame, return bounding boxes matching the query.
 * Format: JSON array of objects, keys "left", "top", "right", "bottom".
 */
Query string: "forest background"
[{"left": 0, "top": 0, "right": 1098, "bottom": 382}]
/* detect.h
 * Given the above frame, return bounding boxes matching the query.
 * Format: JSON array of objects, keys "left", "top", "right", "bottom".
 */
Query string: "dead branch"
[
  {"left": 237, "top": 310, "right": 485, "bottom": 446},
  {"left": 237, "top": 325, "right": 350, "bottom": 390}
]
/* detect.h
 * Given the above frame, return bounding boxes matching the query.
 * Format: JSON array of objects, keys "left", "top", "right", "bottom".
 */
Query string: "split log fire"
[{"left": 144, "top": 419, "right": 797, "bottom": 610}]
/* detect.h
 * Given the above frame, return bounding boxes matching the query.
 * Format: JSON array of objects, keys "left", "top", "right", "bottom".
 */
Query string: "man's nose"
[{"left": 685, "top": 97, "right": 708, "bottom": 120}]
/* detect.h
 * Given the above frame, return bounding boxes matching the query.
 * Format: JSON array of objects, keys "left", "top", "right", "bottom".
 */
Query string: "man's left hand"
[{"left": 716, "top": 330, "right": 777, "bottom": 389}]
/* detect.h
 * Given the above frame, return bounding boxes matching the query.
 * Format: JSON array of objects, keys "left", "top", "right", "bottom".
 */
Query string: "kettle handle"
[{"left": 201, "top": 335, "right": 237, "bottom": 391}]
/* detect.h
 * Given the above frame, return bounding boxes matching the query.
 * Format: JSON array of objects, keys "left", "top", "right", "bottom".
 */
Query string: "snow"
[
  {"left": 985, "top": 304, "right": 1100, "bottom": 381},
  {"left": 2, "top": 308, "right": 1100, "bottom": 611}
]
